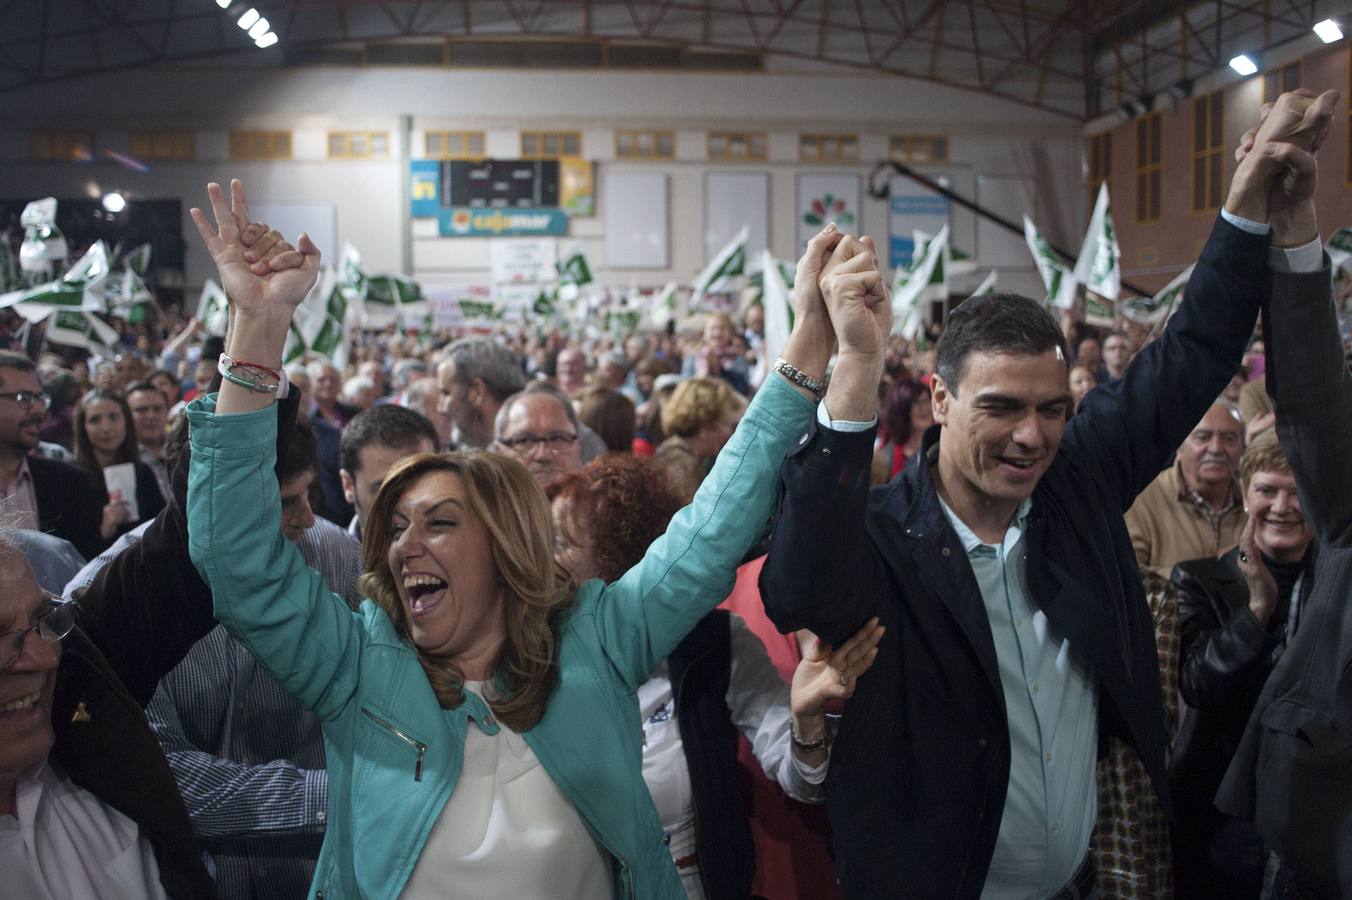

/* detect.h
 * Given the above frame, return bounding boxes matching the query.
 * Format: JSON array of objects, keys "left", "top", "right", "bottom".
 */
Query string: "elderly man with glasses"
[
  {"left": 0, "top": 351, "right": 103, "bottom": 558},
  {"left": 0, "top": 539, "right": 214, "bottom": 898}
]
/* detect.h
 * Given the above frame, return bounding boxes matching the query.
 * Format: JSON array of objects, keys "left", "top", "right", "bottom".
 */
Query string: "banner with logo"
[{"left": 438, "top": 208, "right": 568, "bottom": 238}]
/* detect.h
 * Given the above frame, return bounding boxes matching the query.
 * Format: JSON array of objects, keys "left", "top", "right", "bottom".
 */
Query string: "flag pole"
[{"left": 870, "top": 160, "right": 1154, "bottom": 298}]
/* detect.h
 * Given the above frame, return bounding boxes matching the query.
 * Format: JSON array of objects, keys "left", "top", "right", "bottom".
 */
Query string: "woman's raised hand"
[{"left": 189, "top": 179, "right": 320, "bottom": 325}]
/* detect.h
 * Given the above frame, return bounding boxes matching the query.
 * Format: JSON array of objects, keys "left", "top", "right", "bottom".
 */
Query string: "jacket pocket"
[
  {"left": 1259, "top": 698, "right": 1352, "bottom": 760},
  {"left": 360, "top": 706, "right": 429, "bottom": 781}
]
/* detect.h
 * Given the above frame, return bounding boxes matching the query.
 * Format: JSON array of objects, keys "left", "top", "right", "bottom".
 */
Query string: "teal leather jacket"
[{"left": 187, "top": 375, "right": 812, "bottom": 900}]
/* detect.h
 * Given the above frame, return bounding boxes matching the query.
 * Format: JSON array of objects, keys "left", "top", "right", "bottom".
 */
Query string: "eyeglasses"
[
  {"left": 499, "top": 432, "right": 578, "bottom": 453},
  {"left": 0, "top": 391, "right": 50, "bottom": 410},
  {"left": 0, "top": 596, "right": 77, "bottom": 671}
]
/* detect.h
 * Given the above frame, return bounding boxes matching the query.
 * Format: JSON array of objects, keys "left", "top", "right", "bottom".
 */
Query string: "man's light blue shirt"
[{"left": 937, "top": 495, "right": 1099, "bottom": 899}]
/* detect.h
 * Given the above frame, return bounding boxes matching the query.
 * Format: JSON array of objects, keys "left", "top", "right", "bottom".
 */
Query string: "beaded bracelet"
[{"left": 773, "top": 357, "right": 827, "bottom": 397}]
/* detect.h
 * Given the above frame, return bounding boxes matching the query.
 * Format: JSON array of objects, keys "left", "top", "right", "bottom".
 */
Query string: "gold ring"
[{"left": 838, "top": 672, "right": 849, "bottom": 686}]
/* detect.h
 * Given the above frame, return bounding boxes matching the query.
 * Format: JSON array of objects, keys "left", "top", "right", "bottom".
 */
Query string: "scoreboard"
[{"left": 442, "top": 160, "right": 560, "bottom": 209}]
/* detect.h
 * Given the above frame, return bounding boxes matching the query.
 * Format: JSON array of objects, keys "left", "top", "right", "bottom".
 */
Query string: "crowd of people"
[{"left": 0, "top": 87, "right": 1349, "bottom": 900}]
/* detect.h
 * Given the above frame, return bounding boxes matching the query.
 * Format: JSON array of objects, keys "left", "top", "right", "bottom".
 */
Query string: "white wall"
[{"left": 0, "top": 65, "right": 1084, "bottom": 304}]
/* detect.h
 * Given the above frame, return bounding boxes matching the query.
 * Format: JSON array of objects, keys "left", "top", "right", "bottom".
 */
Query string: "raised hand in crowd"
[
  {"left": 816, "top": 233, "right": 892, "bottom": 421},
  {"left": 1228, "top": 87, "right": 1339, "bottom": 244},
  {"left": 189, "top": 179, "right": 320, "bottom": 413}
]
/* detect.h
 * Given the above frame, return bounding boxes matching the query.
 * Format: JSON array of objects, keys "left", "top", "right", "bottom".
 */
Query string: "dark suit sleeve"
[
  {"left": 73, "top": 393, "right": 305, "bottom": 706},
  {"left": 1065, "top": 217, "right": 1268, "bottom": 513},
  {"left": 1266, "top": 262, "right": 1352, "bottom": 547},
  {"left": 1173, "top": 559, "right": 1281, "bottom": 712},
  {"left": 760, "top": 415, "right": 878, "bottom": 646}
]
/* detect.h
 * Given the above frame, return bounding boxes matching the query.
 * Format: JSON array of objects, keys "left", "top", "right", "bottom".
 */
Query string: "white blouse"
[
  {"left": 0, "top": 760, "right": 167, "bottom": 900},
  {"left": 639, "top": 613, "right": 828, "bottom": 899},
  {"left": 400, "top": 682, "right": 613, "bottom": 900}
]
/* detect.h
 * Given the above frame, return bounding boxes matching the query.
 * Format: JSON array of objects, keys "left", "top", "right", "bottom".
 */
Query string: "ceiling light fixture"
[
  {"left": 237, "top": 7, "right": 260, "bottom": 30},
  {"left": 1314, "top": 19, "right": 1343, "bottom": 43},
  {"left": 102, "top": 192, "right": 127, "bottom": 213},
  {"left": 247, "top": 17, "right": 270, "bottom": 40},
  {"left": 1229, "top": 54, "right": 1258, "bottom": 76},
  {"left": 255, "top": 32, "right": 279, "bottom": 48}
]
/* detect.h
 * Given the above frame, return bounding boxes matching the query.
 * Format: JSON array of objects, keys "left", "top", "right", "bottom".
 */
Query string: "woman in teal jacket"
[{"left": 184, "top": 180, "right": 886, "bottom": 899}]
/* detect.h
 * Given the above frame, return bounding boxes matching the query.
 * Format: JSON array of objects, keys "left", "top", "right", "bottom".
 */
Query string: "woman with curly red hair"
[{"left": 548, "top": 455, "right": 883, "bottom": 900}]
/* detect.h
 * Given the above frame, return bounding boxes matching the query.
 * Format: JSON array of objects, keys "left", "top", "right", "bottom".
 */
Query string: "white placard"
[
  {"left": 603, "top": 171, "right": 669, "bottom": 268},
  {"left": 705, "top": 172, "right": 768, "bottom": 265},
  {"left": 489, "top": 238, "right": 557, "bottom": 285}
]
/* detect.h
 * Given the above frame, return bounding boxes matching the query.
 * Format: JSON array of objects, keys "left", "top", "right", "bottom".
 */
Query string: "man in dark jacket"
[
  {"left": 0, "top": 351, "right": 103, "bottom": 559},
  {"left": 1217, "top": 87, "right": 1352, "bottom": 900},
  {"left": 761, "top": 89, "right": 1337, "bottom": 898}
]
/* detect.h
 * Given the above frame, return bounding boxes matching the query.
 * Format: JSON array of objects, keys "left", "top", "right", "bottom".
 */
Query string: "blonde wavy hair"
[
  {"left": 357, "top": 451, "right": 574, "bottom": 732},
  {"left": 661, "top": 376, "right": 744, "bottom": 439}
]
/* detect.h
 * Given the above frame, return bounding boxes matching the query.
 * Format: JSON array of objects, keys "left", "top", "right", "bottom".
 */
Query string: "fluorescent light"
[
  {"left": 215, "top": 0, "right": 231, "bottom": 8},
  {"left": 254, "top": 32, "right": 279, "bottom": 48},
  {"left": 1314, "top": 19, "right": 1343, "bottom": 43},
  {"left": 101, "top": 192, "right": 127, "bottom": 213},
  {"left": 1229, "top": 54, "right": 1258, "bottom": 76},
  {"left": 237, "top": 7, "right": 260, "bottom": 29},
  {"left": 247, "top": 17, "right": 270, "bottom": 39}
]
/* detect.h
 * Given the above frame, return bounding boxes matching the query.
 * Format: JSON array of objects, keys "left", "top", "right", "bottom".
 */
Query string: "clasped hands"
[{"left": 1226, "top": 88, "right": 1340, "bottom": 247}]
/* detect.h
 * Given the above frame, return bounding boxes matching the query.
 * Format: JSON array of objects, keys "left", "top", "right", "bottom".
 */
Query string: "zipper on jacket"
[{"left": 361, "top": 707, "right": 428, "bottom": 781}]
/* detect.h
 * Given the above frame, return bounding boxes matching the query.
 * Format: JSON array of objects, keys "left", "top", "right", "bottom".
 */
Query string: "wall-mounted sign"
[
  {"left": 410, "top": 160, "right": 441, "bottom": 218},
  {"left": 437, "top": 207, "right": 568, "bottom": 237},
  {"left": 559, "top": 157, "right": 594, "bottom": 217}
]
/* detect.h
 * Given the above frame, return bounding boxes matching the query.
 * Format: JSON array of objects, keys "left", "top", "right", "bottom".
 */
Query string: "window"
[
  {"left": 1262, "top": 62, "right": 1301, "bottom": 104},
  {"left": 889, "top": 135, "right": 949, "bottom": 164},
  {"left": 30, "top": 131, "right": 94, "bottom": 161},
  {"left": 1087, "top": 132, "right": 1112, "bottom": 199},
  {"left": 521, "top": 131, "right": 581, "bottom": 158},
  {"left": 425, "top": 130, "right": 485, "bottom": 159},
  {"left": 328, "top": 131, "right": 390, "bottom": 159},
  {"left": 707, "top": 131, "right": 767, "bottom": 161},
  {"left": 615, "top": 129, "right": 675, "bottom": 160},
  {"left": 229, "top": 130, "right": 292, "bottom": 160},
  {"left": 1192, "top": 92, "right": 1224, "bottom": 212},
  {"left": 1134, "top": 112, "right": 1162, "bottom": 223},
  {"left": 800, "top": 133, "right": 859, "bottom": 163},
  {"left": 129, "top": 130, "right": 195, "bottom": 161}
]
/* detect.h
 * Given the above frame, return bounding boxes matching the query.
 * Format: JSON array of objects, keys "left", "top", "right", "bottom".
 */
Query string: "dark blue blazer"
[{"left": 761, "top": 216, "right": 1267, "bottom": 898}]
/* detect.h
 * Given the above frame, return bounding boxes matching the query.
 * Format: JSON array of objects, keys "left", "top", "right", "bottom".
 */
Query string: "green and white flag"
[
  {"left": 1120, "top": 264, "right": 1194, "bottom": 328},
  {"left": 45, "top": 309, "right": 119, "bottom": 355},
  {"left": 197, "top": 279, "right": 231, "bottom": 337},
  {"left": 556, "top": 248, "right": 594, "bottom": 303},
  {"left": 19, "top": 197, "right": 68, "bottom": 277},
  {"left": 121, "top": 243, "right": 152, "bottom": 276},
  {"left": 533, "top": 289, "right": 556, "bottom": 318},
  {"left": 690, "top": 226, "right": 747, "bottom": 308},
  {"left": 758, "top": 249, "right": 793, "bottom": 370},
  {"left": 282, "top": 322, "right": 307, "bottom": 366},
  {"left": 649, "top": 281, "right": 680, "bottom": 330},
  {"left": 338, "top": 242, "right": 367, "bottom": 301},
  {"left": 970, "top": 269, "right": 998, "bottom": 298},
  {"left": 891, "top": 226, "right": 948, "bottom": 340},
  {"left": 363, "top": 274, "right": 423, "bottom": 327},
  {"left": 1023, "top": 215, "right": 1077, "bottom": 310},
  {"left": 1073, "top": 184, "right": 1121, "bottom": 301},
  {"left": 0, "top": 241, "right": 112, "bottom": 321}
]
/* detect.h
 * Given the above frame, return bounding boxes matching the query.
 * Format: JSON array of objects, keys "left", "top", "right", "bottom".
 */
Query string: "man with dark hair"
[
  {"left": 761, "top": 91, "right": 1333, "bottom": 899},
  {"left": 338, "top": 404, "right": 439, "bottom": 542},
  {"left": 126, "top": 380, "right": 172, "bottom": 502},
  {"left": 68, "top": 395, "right": 363, "bottom": 900},
  {"left": 0, "top": 350, "right": 102, "bottom": 558},
  {"left": 1101, "top": 330, "right": 1135, "bottom": 382},
  {"left": 436, "top": 336, "right": 526, "bottom": 449}
]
